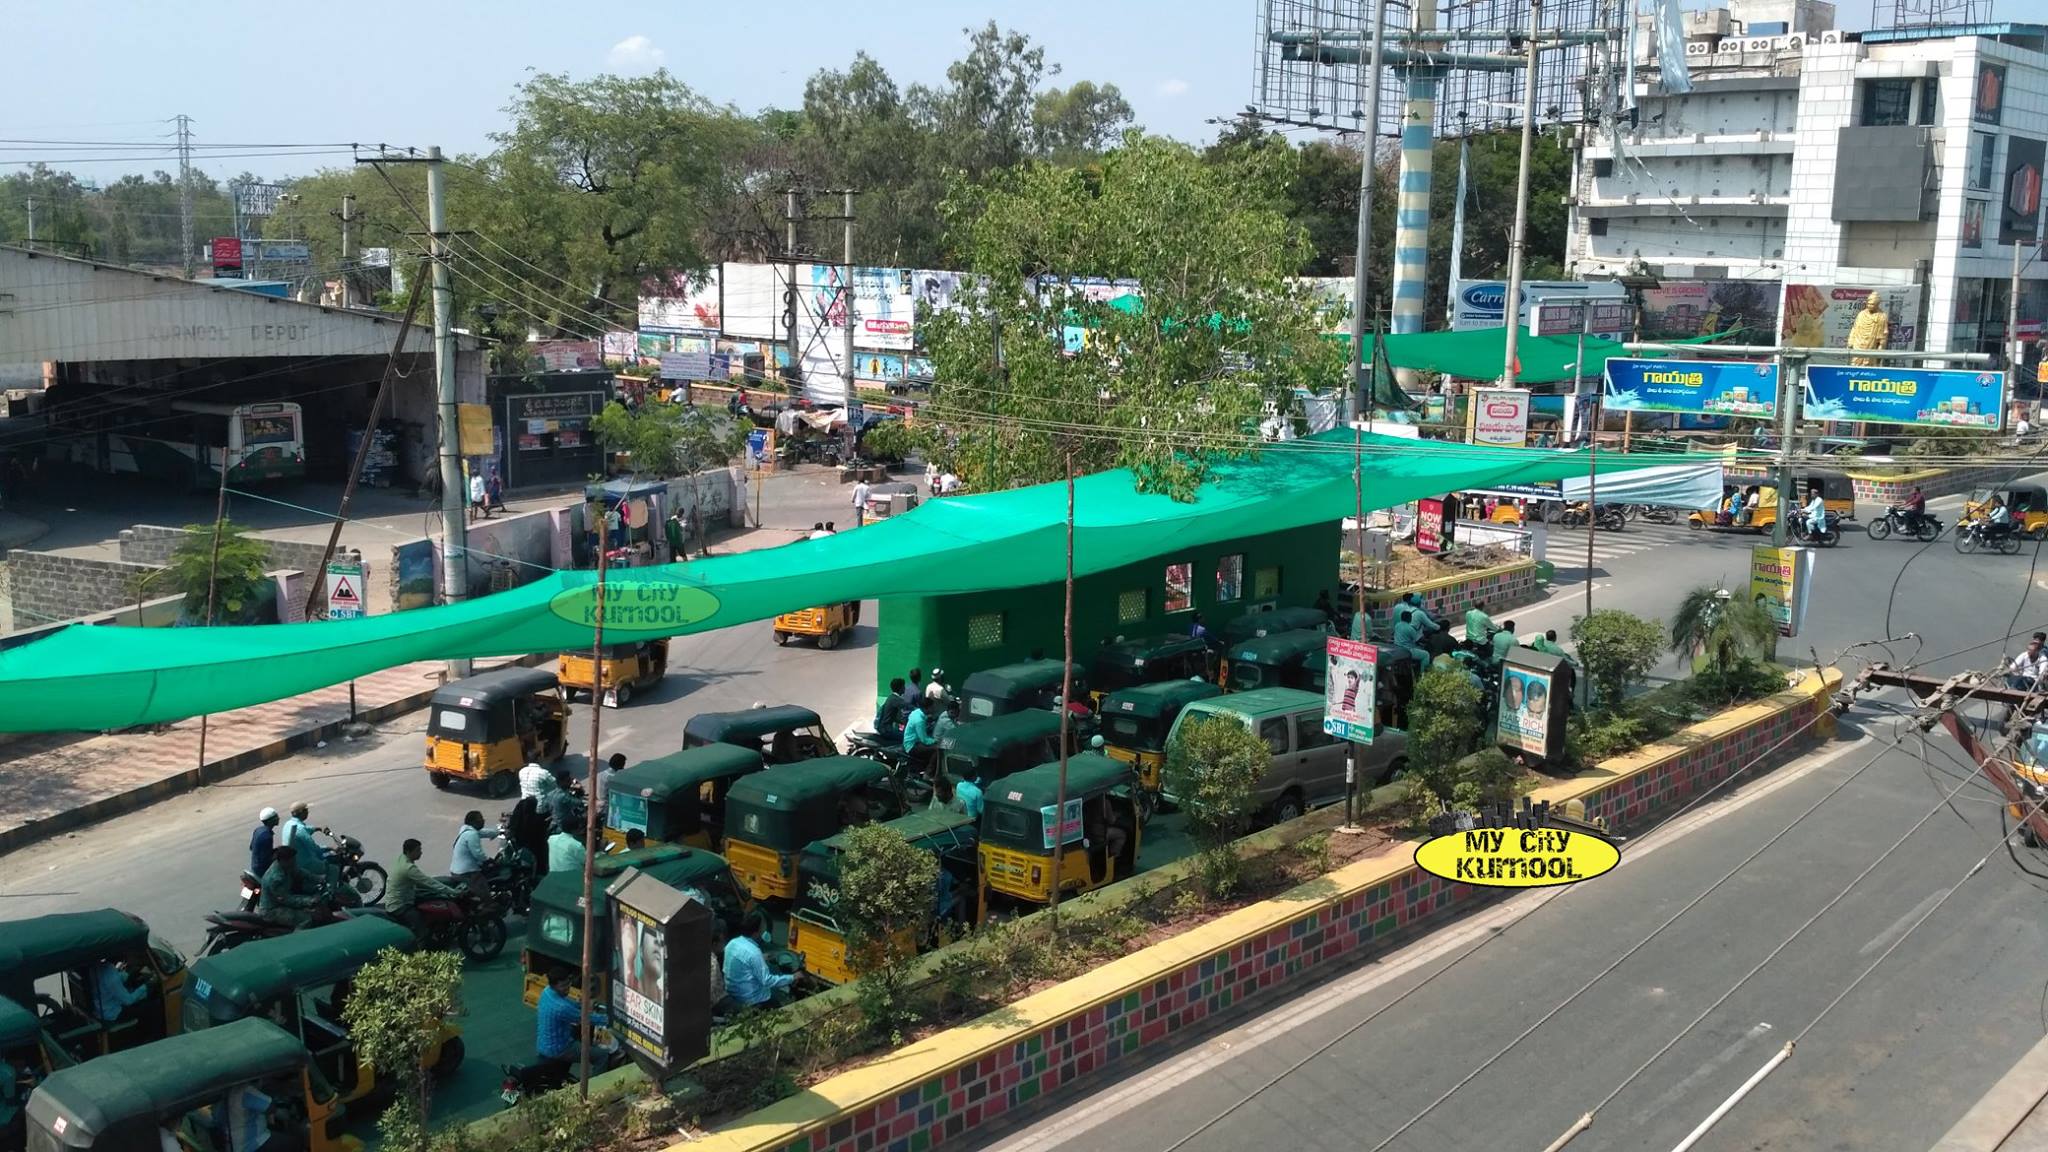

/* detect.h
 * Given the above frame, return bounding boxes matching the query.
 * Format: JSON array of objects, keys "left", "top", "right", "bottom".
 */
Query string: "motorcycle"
[
  {"left": 314, "top": 828, "right": 387, "bottom": 907},
  {"left": 201, "top": 877, "right": 357, "bottom": 957},
  {"left": 499, "top": 1031, "right": 626, "bottom": 1106},
  {"left": 1558, "top": 502, "right": 1626, "bottom": 531},
  {"left": 415, "top": 890, "right": 508, "bottom": 963},
  {"left": 840, "top": 723, "right": 935, "bottom": 807},
  {"left": 482, "top": 840, "right": 538, "bottom": 916},
  {"left": 1791, "top": 510, "right": 1841, "bottom": 547},
  {"left": 1865, "top": 506, "right": 1943, "bottom": 542},
  {"left": 1623, "top": 503, "right": 1677, "bottom": 525},
  {"left": 1954, "top": 519, "right": 2024, "bottom": 555}
]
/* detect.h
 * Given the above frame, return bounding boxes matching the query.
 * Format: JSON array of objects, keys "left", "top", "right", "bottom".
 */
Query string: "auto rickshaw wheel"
[
  {"left": 818, "top": 629, "right": 841, "bottom": 650},
  {"left": 774, "top": 631, "right": 790, "bottom": 646},
  {"left": 612, "top": 682, "right": 632, "bottom": 706},
  {"left": 486, "top": 770, "right": 516, "bottom": 799},
  {"left": 2032, "top": 526, "right": 2047, "bottom": 541},
  {"left": 1687, "top": 517, "right": 1703, "bottom": 531},
  {"left": 432, "top": 1036, "right": 465, "bottom": 1079},
  {"left": 429, "top": 771, "right": 451, "bottom": 790}
]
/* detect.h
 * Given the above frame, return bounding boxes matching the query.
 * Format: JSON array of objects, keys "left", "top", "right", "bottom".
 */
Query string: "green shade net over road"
[
  {"left": 0, "top": 431, "right": 1668, "bottom": 732},
  {"left": 1337, "top": 326, "right": 1732, "bottom": 385}
]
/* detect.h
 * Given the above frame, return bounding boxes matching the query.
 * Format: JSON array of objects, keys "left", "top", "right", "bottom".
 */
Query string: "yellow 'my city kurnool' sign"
[{"left": 1414, "top": 827, "right": 1620, "bottom": 889}]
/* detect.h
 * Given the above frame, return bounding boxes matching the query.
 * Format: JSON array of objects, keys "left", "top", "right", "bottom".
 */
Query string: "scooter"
[
  {"left": 499, "top": 1031, "right": 626, "bottom": 1106},
  {"left": 1791, "top": 510, "right": 1841, "bottom": 548}
]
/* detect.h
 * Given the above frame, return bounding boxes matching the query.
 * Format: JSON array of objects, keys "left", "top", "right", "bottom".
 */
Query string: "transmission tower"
[
  {"left": 174, "top": 114, "right": 194, "bottom": 277},
  {"left": 1874, "top": 0, "right": 1992, "bottom": 28}
]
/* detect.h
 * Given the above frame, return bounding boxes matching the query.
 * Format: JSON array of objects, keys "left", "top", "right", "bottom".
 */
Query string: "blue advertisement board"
[
  {"left": 1603, "top": 357, "right": 1779, "bottom": 419},
  {"left": 1803, "top": 365, "right": 2006, "bottom": 430}
]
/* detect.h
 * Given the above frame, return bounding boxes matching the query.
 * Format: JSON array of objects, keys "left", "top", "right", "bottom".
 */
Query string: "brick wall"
[
  {"left": 1722, "top": 465, "right": 2023, "bottom": 508},
  {"left": 119, "top": 525, "right": 333, "bottom": 576},
  {"left": 1353, "top": 559, "right": 1539, "bottom": 630},
  {"left": 0, "top": 552, "right": 166, "bottom": 632}
]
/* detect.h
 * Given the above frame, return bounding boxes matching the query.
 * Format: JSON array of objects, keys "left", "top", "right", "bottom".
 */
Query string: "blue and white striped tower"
[{"left": 1389, "top": 67, "right": 1442, "bottom": 335}]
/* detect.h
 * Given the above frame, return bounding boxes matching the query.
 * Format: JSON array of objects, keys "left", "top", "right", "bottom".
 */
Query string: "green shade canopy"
[
  {"left": 0, "top": 431, "right": 1668, "bottom": 733},
  {"left": 1336, "top": 326, "right": 1733, "bottom": 386}
]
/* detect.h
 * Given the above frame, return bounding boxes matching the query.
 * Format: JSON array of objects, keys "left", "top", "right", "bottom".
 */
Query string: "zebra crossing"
[{"left": 1539, "top": 516, "right": 1762, "bottom": 575}]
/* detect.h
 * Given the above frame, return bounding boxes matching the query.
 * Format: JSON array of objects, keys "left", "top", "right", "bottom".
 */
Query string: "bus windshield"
[{"left": 240, "top": 413, "right": 296, "bottom": 445}]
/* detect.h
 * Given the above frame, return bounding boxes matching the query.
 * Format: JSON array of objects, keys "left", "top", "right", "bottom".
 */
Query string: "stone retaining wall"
[
  {"left": 689, "top": 671, "right": 1841, "bottom": 1152},
  {"left": 118, "top": 524, "right": 334, "bottom": 577},
  {"left": 1353, "top": 558, "right": 1538, "bottom": 629},
  {"left": 0, "top": 552, "right": 165, "bottom": 632}
]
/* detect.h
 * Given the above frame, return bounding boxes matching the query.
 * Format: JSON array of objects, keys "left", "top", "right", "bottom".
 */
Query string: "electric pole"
[
  {"left": 23, "top": 198, "right": 34, "bottom": 250},
  {"left": 176, "top": 114, "right": 195, "bottom": 278},
  {"left": 339, "top": 193, "right": 354, "bottom": 309},
  {"left": 1500, "top": 0, "right": 1544, "bottom": 390},
  {"left": 426, "top": 146, "right": 471, "bottom": 677},
  {"left": 2009, "top": 240, "right": 2027, "bottom": 374},
  {"left": 843, "top": 189, "right": 857, "bottom": 408},
  {"left": 1347, "top": 0, "right": 1390, "bottom": 420},
  {"left": 784, "top": 189, "right": 802, "bottom": 392}
]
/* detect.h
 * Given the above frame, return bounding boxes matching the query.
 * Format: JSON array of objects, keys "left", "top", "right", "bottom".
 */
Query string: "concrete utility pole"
[
  {"left": 175, "top": 114, "right": 195, "bottom": 278},
  {"left": 426, "top": 146, "right": 471, "bottom": 677},
  {"left": 23, "top": 198, "right": 34, "bottom": 249},
  {"left": 339, "top": 193, "right": 354, "bottom": 309},
  {"left": 1347, "top": 0, "right": 1390, "bottom": 419},
  {"left": 1500, "top": 0, "right": 1544, "bottom": 390},
  {"left": 784, "top": 189, "right": 802, "bottom": 388},
  {"left": 2010, "top": 240, "right": 2028, "bottom": 375},
  {"left": 843, "top": 189, "right": 857, "bottom": 405}
]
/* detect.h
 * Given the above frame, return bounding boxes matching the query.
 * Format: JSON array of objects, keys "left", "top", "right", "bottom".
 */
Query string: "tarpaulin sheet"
[
  {"left": 1338, "top": 327, "right": 1729, "bottom": 385},
  {"left": 0, "top": 431, "right": 1670, "bottom": 732}
]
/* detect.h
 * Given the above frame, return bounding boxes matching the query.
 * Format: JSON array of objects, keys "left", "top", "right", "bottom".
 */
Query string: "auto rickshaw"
[
  {"left": 558, "top": 640, "right": 669, "bottom": 707},
  {"left": 771, "top": 601, "right": 861, "bottom": 650},
  {"left": 979, "top": 754, "right": 1141, "bottom": 916},
  {"left": 2, "top": 994, "right": 74, "bottom": 1148},
  {"left": 937, "top": 711, "right": 1067, "bottom": 789},
  {"left": 683, "top": 706, "right": 837, "bottom": 764},
  {"left": 423, "top": 666, "right": 569, "bottom": 797},
  {"left": 1961, "top": 483, "right": 2048, "bottom": 539},
  {"left": 1216, "top": 607, "right": 1332, "bottom": 684},
  {"left": 789, "top": 810, "right": 981, "bottom": 985},
  {"left": 182, "top": 918, "right": 461, "bottom": 1110},
  {"left": 722, "top": 757, "right": 904, "bottom": 902},
  {"left": 958, "top": 660, "right": 1089, "bottom": 721},
  {"left": 0, "top": 911, "right": 185, "bottom": 1061},
  {"left": 24, "top": 1018, "right": 352, "bottom": 1152},
  {"left": 1689, "top": 471, "right": 1853, "bottom": 533},
  {"left": 1089, "top": 634, "right": 1212, "bottom": 706},
  {"left": 1098, "top": 680, "right": 1223, "bottom": 815},
  {"left": 1219, "top": 630, "right": 1330, "bottom": 693},
  {"left": 602, "top": 744, "right": 766, "bottom": 851},
  {"left": 521, "top": 845, "right": 745, "bottom": 1007},
  {"left": 1300, "top": 640, "right": 1417, "bottom": 730}
]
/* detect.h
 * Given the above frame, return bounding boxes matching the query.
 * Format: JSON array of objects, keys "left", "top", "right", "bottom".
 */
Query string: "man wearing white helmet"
[
  {"left": 249, "top": 807, "right": 281, "bottom": 877},
  {"left": 924, "top": 669, "right": 949, "bottom": 703}
]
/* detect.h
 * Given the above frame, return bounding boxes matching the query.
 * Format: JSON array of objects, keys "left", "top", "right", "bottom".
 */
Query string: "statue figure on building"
[{"left": 1846, "top": 292, "right": 1889, "bottom": 367}]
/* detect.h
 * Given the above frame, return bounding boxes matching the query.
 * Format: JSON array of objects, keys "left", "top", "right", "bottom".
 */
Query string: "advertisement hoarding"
[
  {"left": 1530, "top": 298, "right": 1633, "bottom": 338},
  {"left": 1603, "top": 357, "right": 1779, "bottom": 419},
  {"left": 2001, "top": 136, "right": 2045, "bottom": 245},
  {"left": 533, "top": 341, "right": 602, "bottom": 371},
  {"left": 608, "top": 868, "right": 712, "bottom": 1077},
  {"left": 1637, "top": 280, "right": 1781, "bottom": 342},
  {"left": 658, "top": 350, "right": 713, "bottom": 381},
  {"left": 1322, "top": 637, "right": 1379, "bottom": 744},
  {"left": 1803, "top": 365, "right": 2006, "bottom": 429},
  {"left": 638, "top": 269, "right": 722, "bottom": 333},
  {"left": 852, "top": 268, "right": 916, "bottom": 350},
  {"left": 1749, "top": 545, "right": 1813, "bottom": 637},
  {"left": 456, "top": 404, "right": 494, "bottom": 457},
  {"left": 719, "top": 262, "right": 787, "bottom": 340},
  {"left": 1779, "top": 283, "right": 1923, "bottom": 351},
  {"left": 1469, "top": 387, "right": 1532, "bottom": 446},
  {"left": 1496, "top": 662, "right": 1554, "bottom": 757},
  {"left": 1416, "top": 497, "right": 1450, "bottom": 555},
  {"left": 1453, "top": 279, "right": 1628, "bottom": 335}
]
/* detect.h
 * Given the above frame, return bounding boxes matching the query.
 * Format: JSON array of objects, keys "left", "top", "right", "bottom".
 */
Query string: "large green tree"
[{"left": 921, "top": 134, "right": 1342, "bottom": 499}]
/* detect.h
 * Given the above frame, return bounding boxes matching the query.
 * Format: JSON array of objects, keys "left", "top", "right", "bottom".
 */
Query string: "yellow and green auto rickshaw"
[
  {"left": 1690, "top": 471, "right": 1854, "bottom": 533},
  {"left": 24, "top": 1018, "right": 353, "bottom": 1152},
  {"left": 1, "top": 993, "right": 76, "bottom": 1134},
  {"left": 683, "top": 706, "right": 838, "bottom": 765},
  {"left": 771, "top": 602, "right": 861, "bottom": 650},
  {"left": 937, "top": 711, "right": 1067, "bottom": 790},
  {"left": 788, "top": 810, "right": 981, "bottom": 986},
  {"left": 1088, "top": 633, "right": 1213, "bottom": 707},
  {"left": 423, "top": 666, "right": 569, "bottom": 797},
  {"left": 1216, "top": 607, "right": 1331, "bottom": 685},
  {"left": 1098, "top": 679, "right": 1222, "bottom": 817},
  {"left": 1961, "top": 483, "right": 2048, "bottom": 539},
  {"left": 957, "top": 660, "right": 1090, "bottom": 722},
  {"left": 603, "top": 744, "right": 767, "bottom": 852},
  {"left": 520, "top": 845, "right": 746, "bottom": 1007},
  {"left": 558, "top": 640, "right": 669, "bottom": 707},
  {"left": 182, "top": 918, "right": 461, "bottom": 1110},
  {"left": 1219, "top": 629, "right": 1330, "bottom": 693},
  {"left": 0, "top": 910, "right": 186, "bottom": 1061},
  {"left": 722, "top": 757, "right": 904, "bottom": 902},
  {"left": 978, "top": 754, "right": 1141, "bottom": 917}
]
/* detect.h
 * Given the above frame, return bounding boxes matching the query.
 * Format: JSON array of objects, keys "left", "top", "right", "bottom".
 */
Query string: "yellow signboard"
[
  {"left": 457, "top": 404, "right": 495, "bottom": 457},
  {"left": 1749, "top": 545, "right": 1811, "bottom": 637}
]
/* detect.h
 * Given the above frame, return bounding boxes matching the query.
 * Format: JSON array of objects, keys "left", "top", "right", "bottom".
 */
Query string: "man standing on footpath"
[{"left": 852, "top": 477, "right": 871, "bottom": 528}]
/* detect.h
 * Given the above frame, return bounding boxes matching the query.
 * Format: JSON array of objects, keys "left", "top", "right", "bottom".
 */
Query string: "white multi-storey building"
[{"left": 1569, "top": 2, "right": 2048, "bottom": 361}]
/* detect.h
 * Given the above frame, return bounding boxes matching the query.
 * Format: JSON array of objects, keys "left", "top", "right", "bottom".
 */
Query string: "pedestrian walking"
[{"left": 852, "top": 478, "right": 871, "bottom": 527}]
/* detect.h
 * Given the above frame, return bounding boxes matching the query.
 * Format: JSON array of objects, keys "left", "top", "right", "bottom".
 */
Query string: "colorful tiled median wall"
[{"left": 692, "top": 670, "right": 1838, "bottom": 1152}]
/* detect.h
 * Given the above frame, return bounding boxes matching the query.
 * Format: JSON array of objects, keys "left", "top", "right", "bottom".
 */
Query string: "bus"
[{"left": 53, "top": 400, "right": 306, "bottom": 486}]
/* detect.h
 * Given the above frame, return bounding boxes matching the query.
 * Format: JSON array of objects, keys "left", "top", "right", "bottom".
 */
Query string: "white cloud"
[
  {"left": 607, "top": 35, "right": 665, "bottom": 72},
  {"left": 1157, "top": 78, "right": 1191, "bottom": 98}
]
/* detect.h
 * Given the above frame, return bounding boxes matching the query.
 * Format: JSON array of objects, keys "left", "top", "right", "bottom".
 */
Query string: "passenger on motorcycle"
[
  {"left": 1489, "top": 620, "right": 1518, "bottom": 666},
  {"left": 876, "top": 678, "right": 911, "bottom": 746},
  {"left": 1464, "top": 601, "right": 1495, "bottom": 644},
  {"left": 257, "top": 844, "right": 322, "bottom": 928},
  {"left": 384, "top": 837, "right": 460, "bottom": 938}
]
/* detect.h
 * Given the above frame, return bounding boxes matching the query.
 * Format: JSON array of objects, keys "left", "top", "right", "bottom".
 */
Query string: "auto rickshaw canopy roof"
[
  {"left": 940, "top": 710, "right": 1064, "bottom": 759},
  {"left": 527, "top": 846, "right": 732, "bottom": 963},
  {"left": 611, "top": 744, "right": 765, "bottom": 803},
  {"left": 726, "top": 757, "right": 891, "bottom": 813},
  {"left": 0, "top": 909, "right": 150, "bottom": 986},
  {"left": 1095, "top": 633, "right": 1209, "bottom": 671},
  {"left": 1220, "top": 607, "right": 1331, "bottom": 645},
  {"left": 1971, "top": 483, "right": 2048, "bottom": 507},
  {"left": 961, "top": 660, "right": 1085, "bottom": 701},
  {"left": 812, "top": 809, "right": 977, "bottom": 859},
  {"left": 1102, "top": 679, "right": 1223, "bottom": 721},
  {"left": 0, "top": 430, "right": 1674, "bottom": 732},
  {"left": 684, "top": 705, "right": 826, "bottom": 746},
  {"left": 1227, "top": 628, "right": 1332, "bottom": 666},
  {"left": 0, "top": 994, "right": 41, "bottom": 1048},
  {"left": 185, "top": 916, "right": 414, "bottom": 1022},
  {"left": 429, "top": 666, "right": 561, "bottom": 708},
  {"left": 24, "top": 1018, "right": 305, "bottom": 1150},
  {"left": 985, "top": 754, "right": 1131, "bottom": 810}
]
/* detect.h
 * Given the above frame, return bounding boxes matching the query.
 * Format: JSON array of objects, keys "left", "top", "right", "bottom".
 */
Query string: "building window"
[
  {"left": 1163, "top": 561, "right": 1194, "bottom": 614},
  {"left": 1964, "top": 200, "right": 1987, "bottom": 249},
  {"left": 1253, "top": 566, "right": 1281, "bottom": 600},
  {"left": 1116, "top": 588, "right": 1147, "bottom": 624},
  {"left": 967, "top": 612, "right": 1005, "bottom": 651},
  {"left": 1860, "top": 79, "right": 1916, "bottom": 127},
  {"left": 1588, "top": 218, "right": 1609, "bottom": 236},
  {"left": 1215, "top": 554, "right": 1244, "bottom": 603},
  {"left": 1969, "top": 133, "right": 1997, "bottom": 191},
  {"left": 1592, "top": 157, "right": 1614, "bottom": 177}
]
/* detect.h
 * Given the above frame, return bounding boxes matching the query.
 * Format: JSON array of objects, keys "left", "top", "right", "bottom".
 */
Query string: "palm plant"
[{"left": 1669, "top": 584, "right": 1778, "bottom": 701}]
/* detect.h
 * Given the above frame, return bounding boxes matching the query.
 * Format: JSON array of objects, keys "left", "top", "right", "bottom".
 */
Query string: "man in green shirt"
[
  {"left": 1489, "top": 619, "right": 1518, "bottom": 665},
  {"left": 1529, "top": 629, "right": 1572, "bottom": 661},
  {"left": 1464, "top": 601, "right": 1496, "bottom": 644}
]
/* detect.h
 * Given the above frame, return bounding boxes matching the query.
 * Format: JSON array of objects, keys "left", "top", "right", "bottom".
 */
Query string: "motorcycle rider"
[
  {"left": 1988, "top": 495, "right": 2018, "bottom": 542},
  {"left": 449, "top": 810, "right": 501, "bottom": 899},
  {"left": 384, "top": 837, "right": 460, "bottom": 938},
  {"left": 1802, "top": 490, "right": 1829, "bottom": 538},
  {"left": 1899, "top": 485, "right": 1927, "bottom": 535},
  {"left": 1463, "top": 600, "right": 1497, "bottom": 654},
  {"left": 279, "top": 802, "right": 328, "bottom": 877},
  {"left": 249, "top": 807, "right": 280, "bottom": 877},
  {"left": 257, "top": 844, "right": 322, "bottom": 929}
]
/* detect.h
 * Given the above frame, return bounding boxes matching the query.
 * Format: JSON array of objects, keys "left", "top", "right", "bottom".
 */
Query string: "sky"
[{"left": 6, "top": 0, "right": 1259, "bottom": 183}]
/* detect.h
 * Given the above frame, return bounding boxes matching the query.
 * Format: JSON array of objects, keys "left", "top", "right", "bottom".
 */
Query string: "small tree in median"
[
  {"left": 340, "top": 946, "right": 462, "bottom": 1152},
  {"left": 1670, "top": 585, "right": 1780, "bottom": 703},
  {"left": 1570, "top": 609, "right": 1665, "bottom": 710},
  {"left": 1164, "top": 715, "right": 1270, "bottom": 897},
  {"left": 159, "top": 520, "right": 269, "bottom": 624},
  {"left": 590, "top": 400, "right": 749, "bottom": 551},
  {"left": 820, "top": 823, "right": 939, "bottom": 1045},
  {"left": 1405, "top": 662, "right": 1485, "bottom": 802}
]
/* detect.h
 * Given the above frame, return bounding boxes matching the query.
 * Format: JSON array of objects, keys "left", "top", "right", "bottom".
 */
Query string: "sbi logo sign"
[{"left": 1461, "top": 283, "right": 1506, "bottom": 312}]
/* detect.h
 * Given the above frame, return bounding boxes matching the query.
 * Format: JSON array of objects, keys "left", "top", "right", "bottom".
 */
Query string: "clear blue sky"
[{"left": 7, "top": 0, "right": 1257, "bottom": 182}]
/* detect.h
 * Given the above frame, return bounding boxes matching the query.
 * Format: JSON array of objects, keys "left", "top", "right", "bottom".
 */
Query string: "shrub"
[
  {"left": 1571, "top": 609, "right": 1665, "bottom": 708},
  {"left": 1670, "top": 585, "right": 1779, "bottom": 703},
  {"left": 158, "top": 520, "right": 270, "bottom": 624},
  {"left": 340, "top": 947, "right": 463, "bottom": 1152},
  {"left": 816, "top": 823, "right": 939, "bottom": 1045},
  {"left": 1164, "top": 715, "right": 1271, "bottom": 896},
  {"left": 1407, "top": 663, "right": 1485, "bottom": 800}
]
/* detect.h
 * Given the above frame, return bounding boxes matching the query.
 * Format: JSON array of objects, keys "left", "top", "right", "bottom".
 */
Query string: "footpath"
[{"left": 0, "top": 464, "right": 870, "bottom": 858}]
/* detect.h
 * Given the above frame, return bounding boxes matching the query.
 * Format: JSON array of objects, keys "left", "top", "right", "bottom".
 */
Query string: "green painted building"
[{"left": 875, "top": 521, "right": 1339, "bottom": 697}]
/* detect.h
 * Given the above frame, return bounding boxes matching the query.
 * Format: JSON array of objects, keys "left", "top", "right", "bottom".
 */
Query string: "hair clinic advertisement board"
[{"left": 607, "top": 867, "right": 712, "bottom": 1076}]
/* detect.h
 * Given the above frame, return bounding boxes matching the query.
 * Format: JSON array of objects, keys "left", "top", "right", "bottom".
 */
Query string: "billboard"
[
  {"left": 851, "top": 268, "right": 916, "bottom": 350},
  {"left": 639, "top": 269, "right": 722, "bottom": 334},
  {"left": 533, "top": 341, "right": 601, "bottom": 371},
  {"left": 1496, "top": 663, "right": 1555, "bottom": 757},
  {"left": 1322, "top": 637, "right": 1379, "bottom": 744},
  {"left": 658, "top": 350, "right": 713, "bottom": 381},
  {"left": 720, "top": 262, "right": 787, "bottom": 340},
  {"left": 608, "top": 868, "right": 712, "bottom": 1076},
  {"left": 210, "top": 237, "right": 242, "bottom": 273},
  {"left": 2001, "top": 136, "right": 2044, "bottom": 245},
  {"left": 1804, "top": 365, "right": 2006, "bottom": 429},
  {"left": 1469, "top": 388, "right": 1531, "bottom": 446},
  {"left": 1637, "top": 280, "right": 1781, "bottom": 342},
  {"left": 1416, "top": 497, "right": 1451, "bottom": 554},
  {"left": 1976, "top": 62, "right": 2006, "bottom": 125},
  {"left": 1779, "top": 283, "right": 1922, "bottom": 351},
  {"left": 910, "top": 269, "right": 968, "bottom": 316},
  {"left": 1453, "top": 279, "right": 1627, "bottom": 335},
  {"left": 1603, "top": 357, "right": 1779, "bottom": 418},
  {"left": 1749, "top": 545, "right": 1814, "bottom": 637}
]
